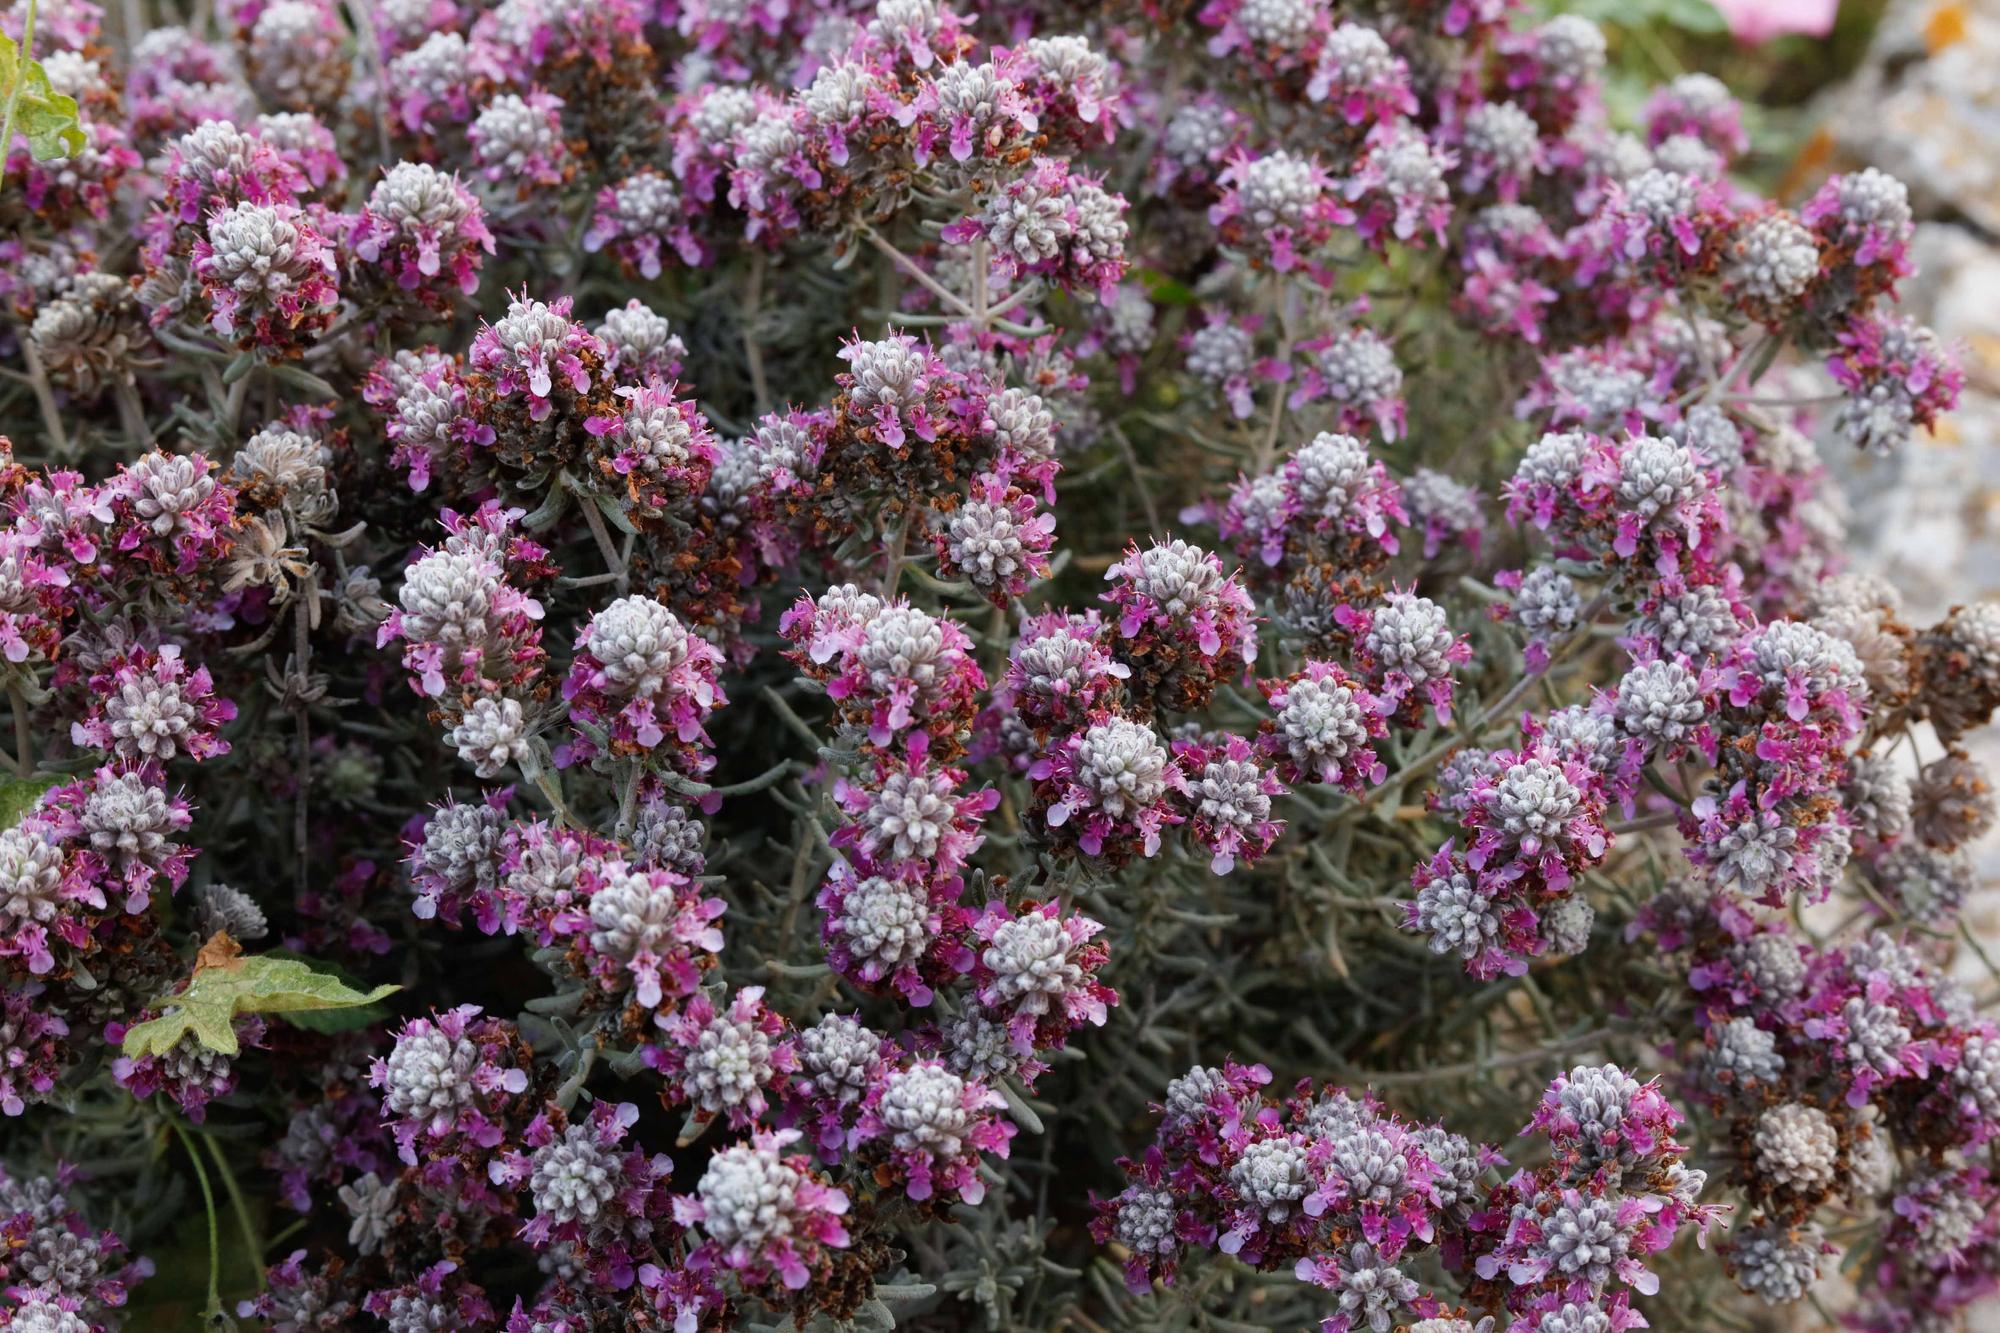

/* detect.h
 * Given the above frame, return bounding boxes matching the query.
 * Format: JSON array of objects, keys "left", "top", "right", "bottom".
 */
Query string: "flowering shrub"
[{"left": 0, "top": 1, "right": 1995, "bottom": 1330}]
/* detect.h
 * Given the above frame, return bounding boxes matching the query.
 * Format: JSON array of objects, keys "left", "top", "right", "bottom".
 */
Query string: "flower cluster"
[
  {"left": 1102, "top": 538, "right": 1259, "bottom": 715},
  {"left": 561, "top": 594, "right": 726, "bottom": 775},
  {"left": 3, "top": 3, "right": 1995, "bottom": 1330},
  {"left": 1096, "top": 1060, "right": 1505, "bottom": 1328},
  {"left": 1466, "top": 1065, "right": 1720, "bottom": 1327}
]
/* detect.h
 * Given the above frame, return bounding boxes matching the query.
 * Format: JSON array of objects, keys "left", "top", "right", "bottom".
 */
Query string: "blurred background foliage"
[{"left": 1546, "top": 0, "right": 1891, "bottom": 185}]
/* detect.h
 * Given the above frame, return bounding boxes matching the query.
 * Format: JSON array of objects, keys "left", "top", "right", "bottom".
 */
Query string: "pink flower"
[{"left": 1709, "top": 0, "right": 1838, "bottom": 44}]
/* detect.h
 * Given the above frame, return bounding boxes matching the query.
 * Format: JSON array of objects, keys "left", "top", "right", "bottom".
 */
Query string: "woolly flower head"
[
  {"left": 859, "top": 1059, "right": 1013, "bottom": 1204},
  {"left": 1459, "top": 743, "right": 1610, "bottom": 891},
  {"left": 1258, "top": 660, "right": 1385, "bottom": 791},
  {"left": 1726, "top": 212, "right": 1820, "bottom": 322},
  {"left": 190, "top": 200, "right": 338, "bottom": 355},
  {"left": 1842, "top": 751, "right": 1912, "bottom": 843},
  {"left": 1611, "top": 432, "right": 1716, "bottom": 564},
  {"left": 1646, "top": 71, "right": 1746, "bottom": 156},
  {"left": 1282, "top": 431, "right": 1407, "bottom": 560},
  {"left": 351, "top": 161, "right": 493, "bottom": 309},
  {"left": 1725, "top": 618, "right": 1868, "bottom": 727},
  {"left": 1726, "top": 1220, "right": 1827, "bottom": 1305},
  {"left": 932, "top": 476, "right": 1056, "bottom": 605},
  {"left": 28, "top": 272, "right": 149, "bottom": 399},
  {"left": 1531, "top": 13, "right": 1607, "bottom": 87},
  {"left": 792, "top": 1013, "right": 884, "bottom": 1133},
  {"left": 1751, "top": 1102, "right": 1838, "bottom": 1192},
  {"left": 1828, "top": 314, "right": 1963, "bottom": 455},
  {"left": 76, "top": 767, "right": 192, "bottom": 889},
  {"left": 946, "top": 157, "right": 1129, "bottom": 301},
  {"left": 1296, "top": 327, "right": 1406, "bottom": 440},
  {"left": 901, "top": 55, "right": 1038, "bottom": 166},
  {"left": 1918, "top": 601, "right": 2000, "bottom": 741},
  {"left": 1409, "top": 851, "right": 1506, "bottom": 973},
  {"left": 834, "top": 742, "right": 994, "bottom": 875},
  {"left": 1631, "top": 580, "right": 1742, "bottom": 663},
  {"left": 71, "top": 644, "right": 235, "bottom": 766},
  {"left": 1513, "top": 565, "right": 1579, "bottom": 646},
  {"left": 405, "top": 792, "right": 505, "bottom": 924},
  {"left": 369, "top": 1006, "right": 530, "bottom": 1161},
  {"left": 1706, "top": 1015, "right": 1784, "bottom": 1091},
  {"left": 0, "top": 820, "right": 86, "bottom": 977},
  {"left": 563, "top": 594, "right": 725, "bottom": 773},
  {"left": 1350, "top": 121, "right": 1455, "bottom": 246},
  {"left": 652, "top": 987, "right": 792, "bottom": 1128},
  {"left": 1102, "top": 538, "right": 1258, "bottom": 712},
  {"left": 1211, "top": 149, "right": 1346, "bottom": 272},
  {"left": 681, "top": 1129, "right": 850, "bottom": 1292},
  {"left": 468, "top": 90, "right": 570, "bottom": 192},
  {"left": 1175, "top": 731, "right": 1286, "bottom": 874},
  {"left": 1310, "top": 22, "right": 1416, "bottom": 121},
  {"left": 1228, "top": 1134, "right": 1314, "bottom": 1228},
  {"left": 1185, "top": 319, "right": 1257, "bottom": 403},
  {"left": 1352, "top": 590, "right": 1471, "bottom": 725},
  {"left": 152, "top": 118, "right": 304, "bottom": 232},
  {"left": 1803, "top": 167, "right": 1912, "bottom": 303},
  {"left": 584, "top": 169, "right": 701, "bottom": 278},
  {"left": 1908, "top": 750, "right": 1996, "bottom": 851},
  {"left": 503, "top": 1100, "right": 672, "bottom": 1271},
  {"left": 595, "top": 300, "right": 687, "bottom": 383},
  {"left": 822, "top": 866, "right": 935, "bottom": 975},
  {"left": 1033, "top": 712, "right": 1187, "bottom": 861},
  {"left": 468, "top": 291, "right": 616, "bottom": 427},
  {"left": 379, "top": 507, "right": 548, "bottom": 702},
  {"left": 1001, "top": 611, "right": 1129, "bottom": 737},
  {"left": 971, "top": 898, "right": 1114, "bottom": 1050},
  {"left": 1614, "top": 657, "right": 1709, "bottom": 753},
  {"left": 832, "top": 329, "right": 974, "bottom": 461},
  {"left": 230, "top": 422, "right": 329, "bottom": 509},
  {"left": 1603, "top": 167, "right": 1729, "bottom": 273},
  {"left": 1231, "top": 0, "right": 1322, "bottom": 51},
  {"left": 1459, "top": 100, "right": 1541, "bottom": 197},
  {"left": 785, "top": 592, "right": 986, "bottom": 752},
  {"left": 582, "top": 861, "right": 727, "bottom": 1010},
  {"left": 1404, "top": 467, "right": 1486, "bottom": 558}
]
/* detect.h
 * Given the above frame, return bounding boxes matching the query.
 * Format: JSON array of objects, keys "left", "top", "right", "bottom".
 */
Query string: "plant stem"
[
  {"left": 971, "top": 237, "right": 989, "bottom": 329},
  {"left": 9, "top": 686, "right": 32, "bottom": 775},
  {"left": 18, "top": 337, "right": 69, "bottom": 460},
  {"left": 615, "top": 761, "right": 641, "bottom": 841},
  {"left": 1108, "top": 423, "right": 1163, "bottom": 536},
  {"left": 341, "top": 0, "right": 393, "bottom": 166},
  {"left": 661, "top": 758, "right": 799, "bottom": 801},
  {"left": 533, "top": 769, "right": 575, "bottom": 827},
  {"left": 114, "top": 381, "right": 152, "bottom": 449},
  {"left": 1252, "top": 337, "right": 1291, "bottom": 476},
  {"left": 1361, "top": 1026, "right": 1616, "bottom": 1086},
  {"left": 858, "top": 223, "right": 975, "bottom": 317},
  {"left": 173, "top": 1120, "right": 223, "bottom": 1318},
  {"left": 0, "top": 0, "right": 40, "bottom": 170},
  {"left": 204, "top": 1133, "right": 266, "bottom": 1292},
  {"left": 742, "top": 252, "right": 772, "bottom": 414},
  {"left": 881, "top": 511, "right": 910, "bottom": 598},
  {"left": 293, "top": 586, "right": 314, "bottom": 902},
  {"left": 578, "top": 498, "right": 626, "bottom": 591}
]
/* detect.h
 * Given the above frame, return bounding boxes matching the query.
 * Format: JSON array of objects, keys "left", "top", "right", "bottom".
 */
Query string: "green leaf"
[
  {"left": 0, "top": 33, "right": 86, "bottom": 161},
  {"left": 0, "top": 775, "right": 57, "bottom": 830},
  {"left": 1560, "top": 0, "right": 1724, "bottom": 33},
  {"left": 257, "top": 947, "right": 397, "bottom": 1033},
  {"left": 122, "top": 936, "right": 400, "bottom": 1059},
  {"left": 1135, "top": 268, "right": 1197, "bottom": 308}
]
